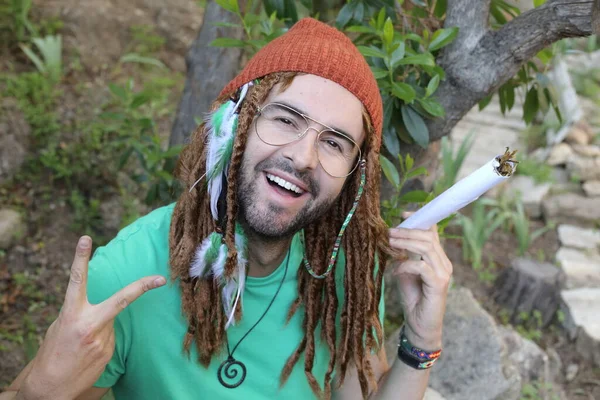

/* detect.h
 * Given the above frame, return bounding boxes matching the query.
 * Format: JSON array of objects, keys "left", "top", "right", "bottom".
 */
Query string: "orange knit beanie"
[{"left": 220, "top": 18, "right": 383, "bottom": 140}]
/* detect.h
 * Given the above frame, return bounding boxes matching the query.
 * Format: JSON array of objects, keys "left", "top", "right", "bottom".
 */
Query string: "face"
[{"left": 237, "top": 74, "right": 365, "bottom": 239}]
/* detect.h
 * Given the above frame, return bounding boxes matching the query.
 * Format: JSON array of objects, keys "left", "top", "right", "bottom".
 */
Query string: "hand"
[
  {"left": 18, "top": 236, "right": 166, "bottom": 400},
  {"left": 388, "top": 216, "right": 453, "bottom": 350}
]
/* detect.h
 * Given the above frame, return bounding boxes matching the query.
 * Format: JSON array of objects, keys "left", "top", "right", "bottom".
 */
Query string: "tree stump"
[{"left": 493, "top": 258, "right": 565, "bottom": 327}]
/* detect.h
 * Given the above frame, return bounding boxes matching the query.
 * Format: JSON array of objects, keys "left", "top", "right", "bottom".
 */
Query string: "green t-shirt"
[{"left": 87, "top": 204, "right": 384, "bottom": 399}]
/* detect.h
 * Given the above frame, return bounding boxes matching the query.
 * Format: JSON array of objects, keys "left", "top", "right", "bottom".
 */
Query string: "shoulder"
[{"left": 87, "top": 203, "right": 175, "bottom": 304}]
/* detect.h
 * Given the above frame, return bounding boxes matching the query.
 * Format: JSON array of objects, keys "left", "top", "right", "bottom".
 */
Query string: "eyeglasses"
[{"left": 254, "top": 103, "right": 362, "bottom": 178}]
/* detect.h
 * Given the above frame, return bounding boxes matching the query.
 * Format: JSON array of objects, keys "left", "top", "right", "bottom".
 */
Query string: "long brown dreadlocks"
[{"left": 169, "top": 72, "right": 392, "bottom": 399}]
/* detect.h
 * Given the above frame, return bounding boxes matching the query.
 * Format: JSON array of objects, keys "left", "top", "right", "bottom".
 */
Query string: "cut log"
[{"left": 493, "top": 258, "right": 565, "bottom": 327}]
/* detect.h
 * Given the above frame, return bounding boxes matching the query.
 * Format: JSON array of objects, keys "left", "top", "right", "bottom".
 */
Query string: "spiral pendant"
[{"left": 217, "top": 356, "right": 247, "bottom": 388}]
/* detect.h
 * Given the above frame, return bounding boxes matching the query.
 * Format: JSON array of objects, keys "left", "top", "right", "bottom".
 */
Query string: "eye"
[{"left": 275, "top": 117, "right": 294, "bottom": 126}]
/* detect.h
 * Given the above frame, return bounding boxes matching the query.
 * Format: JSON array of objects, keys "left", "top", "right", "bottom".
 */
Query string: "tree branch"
[
  {"left": 427, "top": 0, "right": 597, "bottom": 144},
  {"left": 443, "top": 0, "right": 491, "bottom": 55}
]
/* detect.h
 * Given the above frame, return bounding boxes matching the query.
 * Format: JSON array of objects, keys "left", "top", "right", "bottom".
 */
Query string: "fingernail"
[
  {"left": 78, "top": 237, "right": 90, "bottom": 249},
  {"left": 154, "top": 277, "right": 166, "bottom": 287}
]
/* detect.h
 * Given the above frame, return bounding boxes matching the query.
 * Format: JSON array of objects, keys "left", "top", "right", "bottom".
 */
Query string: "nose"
[{"left": 281, "top": 127, "right": 320, "bottom": 172}]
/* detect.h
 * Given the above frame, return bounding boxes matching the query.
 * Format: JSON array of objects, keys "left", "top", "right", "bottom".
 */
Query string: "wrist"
[{"left": 402, "top": 326, "right": 442, "bottom": 350}]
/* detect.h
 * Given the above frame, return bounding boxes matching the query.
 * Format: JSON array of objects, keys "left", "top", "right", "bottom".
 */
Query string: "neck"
[{"left": 245, "top": 230, "right": 293, "bottom": 278}]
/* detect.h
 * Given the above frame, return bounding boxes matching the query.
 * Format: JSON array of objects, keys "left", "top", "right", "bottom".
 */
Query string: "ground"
[{"left": 1, "top": 0, "right": 599, "bottom": 398}]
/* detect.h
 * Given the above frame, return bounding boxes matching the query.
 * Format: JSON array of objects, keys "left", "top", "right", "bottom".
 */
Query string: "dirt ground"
[{"left": 1, "top": 0, "right": 599, "bottom": 398}]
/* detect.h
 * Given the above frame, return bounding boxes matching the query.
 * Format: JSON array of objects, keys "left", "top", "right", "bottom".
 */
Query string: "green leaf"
[
  {"left": 523, "top": 86, "right": 539, "bottom": 124},
  {"left": 215, "top": 0, "right": 239, "bottom": 14},
  {"left": 405, "top": 153, "right": 414, "bottom": 170},
  {"left": 263, "top": 0, "right": 298, "bottom": 25},
  {"left": 390, "top": 41, "right": 406, "bottom": 70},
  {"left": 358, "top": 46, "right": 387, "bottom": 59},
  {"left": 401, "top": 105, "right": 429, "bottom": 148},
  {"left": 478, "top": 93, "right": 493, "bottom": 111},
  {"left": 336, "top": 1, "right": 356, "bottom": 28},
  {"left": 383, "top": 18, "right": 394, "bottom": 45},
  {"left": 428, "top": 27, "right": 459, "bottom": 52},
  {"left": 210, "top": 37, "right": 246, "bottom": 48},
  {"left": 108, "top": 83, "right": 127, "bottom": 102},
  {"left": 19, "top": 44, "right": 46, "bottom": 74},
  {"left": 211, "top": 22, "right": 241, "bottom": 28},
  {"left": 383, "top": 127, "right": 400, "bottom": 156},
  {"left": 370, "top": 67, "right": 388, "bottom": 79},
  {"left": 433, "top": 0, "right": 447, "bottom": 18},
  {"left": 399, "top": 190, "right": 429, "bottom": 203},
  {"left": 130, "top": 93, "right": 152, "bottom": 109},
  {"left": 406, "top": 166, "right": 428, "bottom": 179},
  {"left": 418, "top": 98, "right": 445, "bottom": 117},
  {"left": 120, "top": 53, "right": 166, "bottom": 69},
  {"left": 533, "top": 0, "right": 546, "bottom": 6},
  {"left": 376, "top": 7, "right": 386, "bottom": 30},
  {"left": 397, "top": 53, "right": 435, "bottom": 67},
  {"left": 379, "top": 155, "right": 400, "bottom": 187},
  {"left": 391, "top": 82, "right": 416, "bottom": 103},
  {"left": 425, "top": 74, "right": 440, "bottom": 97}
]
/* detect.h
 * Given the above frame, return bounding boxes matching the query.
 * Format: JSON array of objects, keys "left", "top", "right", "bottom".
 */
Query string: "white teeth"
[{"left": 266, "top": 174, "right": 303, "bottom": 194}]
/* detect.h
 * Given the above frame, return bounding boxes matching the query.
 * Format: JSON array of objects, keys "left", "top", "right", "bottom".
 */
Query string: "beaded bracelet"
[{"left": 397, "top": 326, "right": 442, "bottom": 370}]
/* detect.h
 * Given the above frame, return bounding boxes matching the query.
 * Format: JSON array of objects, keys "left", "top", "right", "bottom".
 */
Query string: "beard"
[{"left": 236, "top": 156, "right": 336, "bottom": 240}]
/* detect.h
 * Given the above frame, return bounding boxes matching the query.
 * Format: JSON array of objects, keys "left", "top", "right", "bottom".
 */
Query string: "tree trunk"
[
  {"left": 169, "top": 0, "right": 245, "bottom": 147},
  {"left": 493, "top": 258, "right": 565, "bottom": 327}
]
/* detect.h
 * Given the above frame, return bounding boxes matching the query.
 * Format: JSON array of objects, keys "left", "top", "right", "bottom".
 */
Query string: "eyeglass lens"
[{"left": 255, "top": 104, "right": 360, "bottom": 177}]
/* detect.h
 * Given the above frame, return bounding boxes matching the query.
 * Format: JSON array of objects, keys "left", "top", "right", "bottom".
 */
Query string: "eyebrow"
[{"left": 275, "top": 101, "right": 357, "bottom": 141}]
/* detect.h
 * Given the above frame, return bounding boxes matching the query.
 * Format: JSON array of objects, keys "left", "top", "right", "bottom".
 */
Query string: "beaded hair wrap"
[
  {"left": 301, "top": 159, "right": 367, "bottom": 279},
  {"left": 189, "top": 82, "right": 252, "bottom": 329}
]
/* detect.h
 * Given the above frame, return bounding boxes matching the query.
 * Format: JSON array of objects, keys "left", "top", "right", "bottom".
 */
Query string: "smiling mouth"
[{"left": 265, "top": 173, "right": 305, "bottom": 198}]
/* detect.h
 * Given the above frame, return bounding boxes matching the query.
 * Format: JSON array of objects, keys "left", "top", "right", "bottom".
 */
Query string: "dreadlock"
[{"left": 169, "top": 72, "right": 392, "bottom": 399}]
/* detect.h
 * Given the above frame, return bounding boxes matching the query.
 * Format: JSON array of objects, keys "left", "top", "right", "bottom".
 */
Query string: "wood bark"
[
  {"left": 169, "top": 0, "right": 245, "bottom": 147},
  {"left": 493, "top": 258, "right": 565, "bottom": 327}
]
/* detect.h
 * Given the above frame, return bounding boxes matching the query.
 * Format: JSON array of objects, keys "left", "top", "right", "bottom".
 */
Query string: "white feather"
[
  {"left": 189, "top": 236, "right": 215, "bottom": 278},
  {"left": 211, "top": 243, "right": 228, "bottom": 282},
  {"left": 225, "top": 231, "right": 248, "bottom": 329}
]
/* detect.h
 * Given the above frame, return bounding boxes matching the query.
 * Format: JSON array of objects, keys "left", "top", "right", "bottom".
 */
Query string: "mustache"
[{"left": 255, "top": 158, "right": 319, "bottom": 196}]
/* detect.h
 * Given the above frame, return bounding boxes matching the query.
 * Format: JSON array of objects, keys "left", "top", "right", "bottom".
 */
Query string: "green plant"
[
  {"left": 433, "top": 131, "right": 475, "bottom": 195},
  {"left": 19, "top": 35, "right": 63, "bottom": 83},
  {"left": 520, "top": 381, "right": 561, "bottom": 400},
  {"left": 515, "top": 157, "right": 553, "bottom": 184},
  {"left": 456, "top": 200, "right": 508, "bottom": 270},
  {"left": 69, "top": 190, "right": 103, "bottom": 235},
  {"left": 510, "top": 198, "right": 554, "bottom": 256},
  {"left": 379, "top": 152, "right": 429, "bottom": 227},
  {"left": 0, "top": 0, "right": 38, "bottom": 43},
  {"left": 515, "top": 310, "right": 544, "bottom": 341}
]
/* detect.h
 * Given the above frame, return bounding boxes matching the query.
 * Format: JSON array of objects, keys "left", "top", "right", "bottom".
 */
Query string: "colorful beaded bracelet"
[{"left": 397, "top": 326, "right": 442, "bottom": 370}]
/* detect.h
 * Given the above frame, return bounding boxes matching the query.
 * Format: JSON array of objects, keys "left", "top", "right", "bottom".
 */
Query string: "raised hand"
[
  {"left": 388, "top": 216, "right": 453, "bottom": 351},
  {"left": 17, "top": 236, "right": 166, "bottom": 400}
]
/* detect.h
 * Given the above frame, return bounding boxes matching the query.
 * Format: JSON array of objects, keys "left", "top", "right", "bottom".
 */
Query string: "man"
[{"left": 3, "top": 18, "right": 452, "bottom": 400}]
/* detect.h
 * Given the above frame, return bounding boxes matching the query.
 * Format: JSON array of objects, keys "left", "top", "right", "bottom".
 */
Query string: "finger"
[
  {"left": 389, "top": 237, "right": 447, "bottom": 277},
  {"left": 98, "top": 275, "right": 167, "bottom": 322},
  {"left": 389, "top": 228, "right": 437, "bottom": 242},
  {"left": 64, "top": 236, "right": 93, "bottom": 307},
  {"left": 394, "top": 260, "right": 448, "bottom": 296}
]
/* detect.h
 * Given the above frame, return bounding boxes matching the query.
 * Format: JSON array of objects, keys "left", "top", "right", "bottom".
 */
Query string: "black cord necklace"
[{"left": 217, "top": 249, "right": 291, "bottom": 389}]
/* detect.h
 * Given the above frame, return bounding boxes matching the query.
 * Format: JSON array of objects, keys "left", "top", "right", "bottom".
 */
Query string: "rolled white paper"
[{"left": 398, "top": 155, "right": 517, "bottom": 230}]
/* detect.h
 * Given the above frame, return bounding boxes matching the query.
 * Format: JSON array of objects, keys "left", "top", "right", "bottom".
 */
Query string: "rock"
[
  {"left": 561, "top": 288, "right": 600, "bottom": 366},
  {"left": 0, "top": 99, "right": 31, "bottom": 184},
  {"left": 545, "top": 347, "right": 563, "bottom": 383},
  {"left": 557, "top": 225, "right": 600, "bottom": 250},
  {"left": 0, "top": 209, "right": 25, "bottom": 249},
  {"left": 542, "top": 193, "right": 600, "bottom": 227},
  {"left": 506, "top": 176, "right": 551, "bottom": 218},
  {"left": 556, "top": 247, "right": 600, "bottom": 289},
  {"left": 424, "top": 388, "right": 446, "bottom": 400},
  {"left": 427, "top": 288, "right": 521, "bottom": 400},
  {"left": 551, "top": 167, "right": 570, "bottom": 185},
  {"left": 493, "top": 258, "right": 564, "bottom": 326},
  {"left": 583, "top": 180, "right": 600, "bottom": 197},
  {"left": 498, "top": 325, "right": 549, "bottom": 384},
  {"left": 571, "top": 144, "right": 600, "bottom": 157},
  {"left": 565, "top": 123, "right": 591, "bottom": 145},
  {"left": 566, "top": 154, "right": 600, "bottom": 181},
  {"left": 565, "top": 364, "right": 579, "bottom": 382},
  {"left": 547, "top": 143, "right": 573, "bottom": 166}
]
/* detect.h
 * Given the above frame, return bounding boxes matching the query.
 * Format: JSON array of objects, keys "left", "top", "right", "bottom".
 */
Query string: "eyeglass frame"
[{"left": 254, "top": 102, "right": 364, "bottom": 178}]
